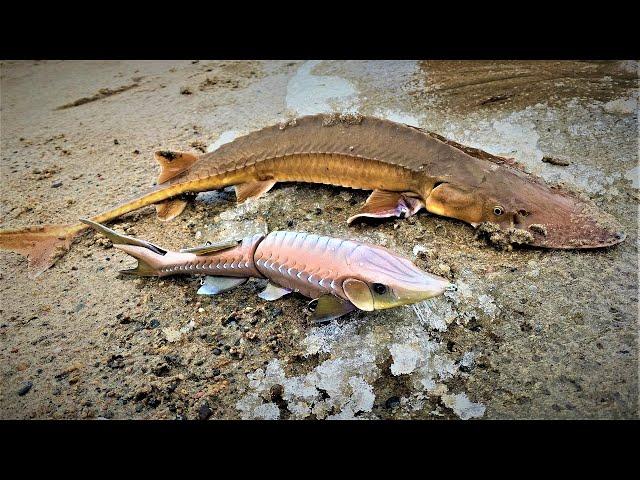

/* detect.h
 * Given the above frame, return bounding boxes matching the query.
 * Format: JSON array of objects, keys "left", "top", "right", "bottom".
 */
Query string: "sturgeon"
[
  {"left": 81, "top": 219, "right": 451, "bottom": 322},
  {"left": 0, "top": 113, "right": 625, "bottom": 278}
]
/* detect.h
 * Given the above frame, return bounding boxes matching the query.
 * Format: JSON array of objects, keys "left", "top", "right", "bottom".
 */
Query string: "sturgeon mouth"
[
  {"left": 481, "top": 193, "right": 626, "bottom": 250},
  {"left": 518, "top": 195, "right": 626, "bottom": 249}
]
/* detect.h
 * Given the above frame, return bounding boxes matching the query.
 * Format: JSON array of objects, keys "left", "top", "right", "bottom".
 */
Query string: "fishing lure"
[
  {"left": 81, "top": 219, "right": 451, "bottom": 323},
  {"left": 0, "top": 114, "right": 625, "bottom": 277}
]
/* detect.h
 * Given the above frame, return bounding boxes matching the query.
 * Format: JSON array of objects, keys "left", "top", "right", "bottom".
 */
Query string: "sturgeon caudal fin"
[
  {"left": 154, "top": 150, "right": 199, "bottom": 184},
  {"left": 0, "top": 223, "right": 86, "bottom": 278}
]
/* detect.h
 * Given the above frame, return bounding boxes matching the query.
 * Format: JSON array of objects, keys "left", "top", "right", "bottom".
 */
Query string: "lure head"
[
  {"left": 341, "top": 244, "right": 452, "bottom": 311},
  {"left": 424, "top": 168, "right": 626, "bottom": 249}
]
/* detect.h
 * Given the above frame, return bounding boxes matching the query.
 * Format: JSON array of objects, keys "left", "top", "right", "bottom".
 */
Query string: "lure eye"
[
  {"left": 373, "top": 283, "right": 387, "bottom": 295},
  {"left": 493, "top": 206, "right": 505, "bottom": 216}
]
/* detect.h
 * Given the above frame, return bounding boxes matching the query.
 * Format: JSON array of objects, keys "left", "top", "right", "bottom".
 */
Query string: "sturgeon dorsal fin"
[
  {"left": 154, "top": 150, "right": 200, "bottom": 184},
  {"left": 179, "top": 238, "right": 241, "bottom": 255},
  {"left": 234, "top": 179, "right": 277, "bottom": 203},
  {"left": 310, "top": 295, "right": 356, "bottom": 324},
  {"left": 155, "top": 198, "right": 188, "bottom": 221},
  {"left": 347, "top": 189, "right": 424, "bottom": 224}
]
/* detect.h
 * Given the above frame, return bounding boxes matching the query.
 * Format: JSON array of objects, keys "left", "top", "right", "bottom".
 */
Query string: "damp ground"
[{"left": 0, "top": 60, "right": 637, "bottom": 419}]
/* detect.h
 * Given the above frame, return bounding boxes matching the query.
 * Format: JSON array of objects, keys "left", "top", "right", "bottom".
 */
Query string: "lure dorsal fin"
[
  {"left": 154, "top": 150, "right": 200, "bottom": 184},
  {"left": 179, "top": 238, "right": 241, "bottom": 255},
  {"left": 234, "top": 179, "right": 277, "bottom": 203},
  {"left": 310, "top": 295, "right": 356, "bottom": 324},
  {"left": 347, "top": 190, "right": 424, "bottom": 224}
]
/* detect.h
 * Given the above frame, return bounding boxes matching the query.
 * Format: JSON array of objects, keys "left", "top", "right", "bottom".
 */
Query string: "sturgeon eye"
[
  {"left": 373, "top": 283, "right": 387, "bottom": 295},
  {"left": 493, "top": 206, "right": 505, "bottom": 216}
]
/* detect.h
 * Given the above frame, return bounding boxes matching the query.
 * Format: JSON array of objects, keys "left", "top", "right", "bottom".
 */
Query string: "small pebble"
[
  {"left": 212, "top": 348, "right": 222, "bottom": 355},
  {"left": 198, "top": 403, "right": 213, "bottom": 420},
  {"left": 149, "top": 319, "right": 160, "bottom": 328},
  {"left": 385, "top": 396, "right": 401, "bottom": 409},
  {"left": 51, "top": 181, "right": 63, "bottom": 188},
  {"left": 18, "top": 381, "right": 33, "bottom": 396}
]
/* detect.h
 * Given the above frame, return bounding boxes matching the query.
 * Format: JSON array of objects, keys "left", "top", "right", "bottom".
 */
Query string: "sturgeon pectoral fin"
[
  {"left": 347, "top": 190, "right": 424, "bottom": 224},
  {"left": 234, "top": 179, "right": 277, "bottom": 203},
  {"left": 155, "top": 198, "right": 188, "bottom": 221},
  {"left": 179, "top": 238, "right": 241, "bottom": 255},
  {"left": 258, "top": 282, "right": 292, "bottom": 301},
  {"left": 154, "top": 150, "right": 200, "bottom": 184},
  {"left": 197, "top": 276, "right": 248, "bottom": 296},
  {"left": 310, "top": 295, "right": 356, "bottom": 324}
]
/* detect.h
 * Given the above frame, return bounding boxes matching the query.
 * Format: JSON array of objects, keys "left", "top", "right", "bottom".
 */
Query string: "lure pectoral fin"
[
  {"left": 342, "top": 278, "right": 374, "bottom": 311},
  {"left": 310, "top": 295, "right": 357, "bottom": 324}
]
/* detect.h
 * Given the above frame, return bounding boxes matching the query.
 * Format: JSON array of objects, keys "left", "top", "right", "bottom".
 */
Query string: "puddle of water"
[
  {"left": 207, "top": 130, "right": 242, "bottom": 153},
  {"left": 625, "top": 165, "right": 639, "bottom": 189},
  {"left": 285, "top": 60, "right": 359, "bottom": 115},
  {"left": 373, "top": 108, "right": 423, "bottom": 126}
]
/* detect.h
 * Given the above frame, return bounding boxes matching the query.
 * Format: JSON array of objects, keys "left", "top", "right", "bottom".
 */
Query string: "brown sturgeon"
[
  {"left": 81, "top": 219, "right": 451, "bottom": 323},
  {"left": 0, "top": 113, "right": 625, "bottom": 277}
]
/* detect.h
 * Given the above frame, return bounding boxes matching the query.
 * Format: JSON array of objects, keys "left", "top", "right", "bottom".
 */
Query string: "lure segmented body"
[
  {"left": 150, "top": 231, "right": 372, "bottom": 300},
  {"left": 81, "top": 220, "right": 452, "bottom": 319}
]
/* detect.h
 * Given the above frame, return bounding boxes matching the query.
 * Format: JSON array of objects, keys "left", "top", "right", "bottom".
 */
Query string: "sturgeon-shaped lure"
[
  {"left": 81, "top": 219, "right": 451, "bottom": 323},
  {"left": 0, "top": 114, "right": 626, "bottom": 277}
]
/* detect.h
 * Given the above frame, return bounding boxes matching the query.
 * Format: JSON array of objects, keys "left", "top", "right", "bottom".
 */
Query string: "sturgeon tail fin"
[
  {"left": 0, "top": 223, "right": 86, "bottom": 278},
  {"left": 80, "top": 219, "right": 167, "bottom": 276}
]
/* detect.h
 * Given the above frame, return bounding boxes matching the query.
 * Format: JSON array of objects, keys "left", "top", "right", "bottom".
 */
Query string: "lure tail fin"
[
  {"left": 112, "top": 244, "right": 165, "bottom": 276},
  {"left": 80, "top": 218, "right": 166, "bottom": 254},
  {"left": 0, "top": 223, "right": 86, "bottom": 278},
  {"left": 80, "top": 219, "right": 167, "bottom": 276}
]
